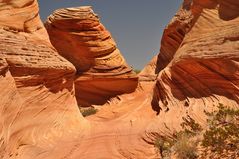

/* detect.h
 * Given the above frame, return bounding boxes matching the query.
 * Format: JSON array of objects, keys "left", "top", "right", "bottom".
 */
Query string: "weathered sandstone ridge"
[
  {"left": 0, "top": 0, "right": 49, "bottom": 41},
  {"left": 151, "top": 0, "right": 239, "bottom": 114},
  {"left": 0, "top": 0, "right": 84, "bottom": 158},
  {"left": 82, "top": 0, "right": 239, "bottom": 158},
  {"left": 0, "top": 0, "right": 239, "bottom": 159},
  {"left": 45, "top": 6, "right": 138, "bottom": 106}
]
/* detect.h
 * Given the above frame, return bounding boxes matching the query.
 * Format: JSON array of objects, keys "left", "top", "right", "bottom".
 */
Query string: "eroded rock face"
[
  {"left": 151, "top": 0, "right": 239, "bottom": 113},
  {"left": 45, "top": 6, "right": 138, "bottom": 106},
  {"left": 0, "top": 0, "right": 49, "bottom": 41},
  {"left": 0, "top": 1, "right": 84, "bottom": 158},
  {"left": 1, "top": 0, "right": 239, "bottom": 159},
  {"left": 138, "top": 55, "right": 158, "bottom": 81}
]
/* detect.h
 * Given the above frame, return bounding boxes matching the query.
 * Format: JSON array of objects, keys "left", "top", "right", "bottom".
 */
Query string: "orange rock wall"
[
  {"left": 0, "top": 1, "right": 84, "bottom": 158},
  {"left": 152, "top": 0, "right": 239, "bottom": 113}
]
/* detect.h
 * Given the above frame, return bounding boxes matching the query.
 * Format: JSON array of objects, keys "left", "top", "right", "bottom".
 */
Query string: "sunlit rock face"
[
  {"left": 138, "top": 55, "right": 158, "bottom": 81},
  {"left": 0, "top": 1, "right": 83, "bottom": 158},
  {"left": 0, "top": 0, "right": 238, "bottom": 158},
  {"left": 151, "top": 0, "right": 239, "bottom": 113},
  {"left": 0, "top": 0, "right": 50, "bottom": 41},
  {"left": 45, "top": 6, "right": 138, "bottom": 106}
]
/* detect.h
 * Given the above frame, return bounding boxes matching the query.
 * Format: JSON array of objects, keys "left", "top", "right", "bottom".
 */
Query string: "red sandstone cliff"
[{"left": 0, "top": 0, "right": 238, "bottom": 159}]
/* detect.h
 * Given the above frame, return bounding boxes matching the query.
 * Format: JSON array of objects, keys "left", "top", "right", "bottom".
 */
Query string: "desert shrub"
[
  {"left": 173, "top": 133, "right": 198, "bottom": 159},
  {"left": 134, "top": 69, "right": 141, "bottom": 74},
  {"left": 154, "top": 116, "right": 201, "bottom": 158},
  {"left": 180, "top": 115, "right": 203, "bottom": 136},
  {"left": 155, "top": 103, "right": 239, "bottom": 158},
  {"left": 155, "top": 132, "right": 199, "bottom": 159},
  {"left": 154, "top": 137, "right": 174, "bottom": 158},
  {"left": 172, "top": 116, "right": 201, "bottom": 159},
  {"left": 80, "top": 107, "right": 98, "bottom": 117},
  {"left": 201, "top": 104, "right": 239, "bottom": 155}
]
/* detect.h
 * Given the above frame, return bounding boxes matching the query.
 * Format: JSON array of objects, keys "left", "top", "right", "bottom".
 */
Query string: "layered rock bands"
[
  {"left": 45, "top": 6, "right": 138, "bottom": 106},
  {"left": 151, "top": 0, "right": 239, "bottom": 114},
  {"left": 0, "top": 1, "right": 83, "bottom": 158},
  {"left": 0, "top": 0, "right": 238, "bottom": 159}
]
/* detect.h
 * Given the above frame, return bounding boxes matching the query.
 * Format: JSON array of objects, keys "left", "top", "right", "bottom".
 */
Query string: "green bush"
[
  {"left": 80, "top": 107, "right": 98, "bottom": 117},
  {"left": 134, "top": 69, "right": 141, "bottom": 74},
  {"left": 201, "top": 104, "right": 239, "bottom": 155},
  {"left": 154, "top": 137, "right": 174, "bottom": 158},
  {"left": 154, "top": 103, "right": 239, "bottom": 158},
  {"left": 154, "top": 115, "right": 201, "bottom": 158},
  {"left": 180, "top": 115, "right": 203, "bottom": 136}
]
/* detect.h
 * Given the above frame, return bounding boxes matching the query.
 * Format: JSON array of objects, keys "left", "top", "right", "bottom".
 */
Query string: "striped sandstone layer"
[
  {"left": 152, "top": 0, "right": 239, "bottom": 113},
  {"left": 45, "top": 7, "right": 138, "bottom": 106},
  {"left": 0, "top": 1, "right": 84, "bottom": 158},
  {"left": 0, "top": 0, "right": 238, "bottom": 158}
]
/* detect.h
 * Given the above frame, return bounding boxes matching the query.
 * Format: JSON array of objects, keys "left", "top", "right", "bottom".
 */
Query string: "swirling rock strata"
[
  {"left": 0, "top": 0, "right": 49, "bottom": 41},
  {"left": 1, "top": 0, "right": 239, "bottom": 159},
  {"left": 151, "top": 0, "right": 239, "bottom": 113},
  {"left": 45, "top": 6, "right": 138, "bottom": 106},
  {"left": 0, "top": 1, "right": 83, "bottom": 158}
]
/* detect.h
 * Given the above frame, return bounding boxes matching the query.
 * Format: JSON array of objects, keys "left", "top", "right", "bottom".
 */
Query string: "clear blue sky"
[{"left": 38, "top": 0, "right": 182, "bottom": 69}]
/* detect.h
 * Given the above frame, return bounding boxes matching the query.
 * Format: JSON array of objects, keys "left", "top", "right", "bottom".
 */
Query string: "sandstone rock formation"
[
  {"left": 0, "top": 0, "right": 238, "bottom": 159},
  {"left": 138, "top": 55, "right": 158, "bottom": 81},
  {"left": 0, "top": 0, "right": 49, "bottom": 41},
  {"left": 0, "top": 1, "right": 84, "bottom": 158},
  {"left": 151, "top": 0, "right": 239, "bottom": 114},
  {"left": 45, "top": 6, "right": 138, "bottom": 106}
]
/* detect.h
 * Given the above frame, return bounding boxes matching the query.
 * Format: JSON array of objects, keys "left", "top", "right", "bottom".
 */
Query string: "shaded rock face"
[
  {"left": 151, "top": 0, "right": 239, "bottom": 114},
  {"left": 45, "top": 6, "right": 138, "bottom": 106},
  {"left": 0, "top": 1, "right": 83, "bottom": 158}
]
